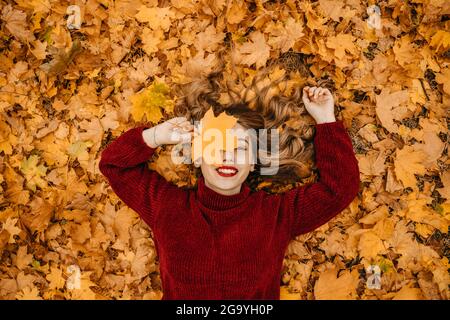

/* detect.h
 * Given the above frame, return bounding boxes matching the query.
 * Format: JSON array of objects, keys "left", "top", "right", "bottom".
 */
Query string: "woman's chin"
[{"left": 211, "top": 174, "right": 241, "bottom": 187}]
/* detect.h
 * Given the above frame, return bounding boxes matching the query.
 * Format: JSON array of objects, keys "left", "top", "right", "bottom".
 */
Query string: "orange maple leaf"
[{"left": 191, "top": 107, "right": 239, "bottom": 165}]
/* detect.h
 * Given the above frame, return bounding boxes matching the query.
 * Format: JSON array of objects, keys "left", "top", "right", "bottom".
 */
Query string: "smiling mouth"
[{"left": 216, "top": 166, "right": 238, "bottom": 177}]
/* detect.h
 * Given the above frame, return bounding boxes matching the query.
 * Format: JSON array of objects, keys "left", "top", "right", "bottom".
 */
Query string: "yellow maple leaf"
[
  {"left": 46, "top": 266, "right": 66, "bottom": 290},
  {"left": 66, "top": 270, "right": 97, "bottom": 300},
  {"left": 3, "top": 217, "right": 21, "bottom": 243},
  {"left": 19, "top": 154, "right": 48, "bottom": 192},
  {"left": 16, "top": 285, "right": 43, "bottom": 300},
  {"left": 358, "top": 231, "right": 387, "bottom": 259},
  {"left": 405, "top": 193, "right": 449, "bottom": 233},
  {"left": 314, "top": 267, "right": 360, "bottom": 300},
  {"left": 14, "top": 0, "right": 51, "bottom": 13},
  {"left": 0, "top": 120, "right": 18, "bottom": 155},
  {"left": 435, "top": 67, "right": 450, "bottom": 96},
  {"left": 279, "top": 286, "right": 301, "bottom": 300},
  {"left": 300, "top": 1, "right": 328, "bottom": 31},
  {"left": 326, "top": 33, "right": 358, "bottom": 59},
  {"left": 130, "top": 81, "right": 174, "bottom": 124},
  {"left": 135, "top": 5, "right": 174, "bottom": 32},
  {"left": 394, "top": 146, "right": 427, "bottom": 190},
  {"left": 191, "top": 107, "right": 239, "bottom": 165},
  {"left": 430, "top": 30, "right": 450, "bottom": 53},
  {"left": 392, "top": 283, "right": 424, "bottom": 300},
  {"left": 30, "top": 40, "right": 47, "bottom": 60},
  {"left": 16, "top": 245, "right": 33, "bottom": 269},
  {"left": 141, "top": 27, "right": 163, "bottom": 55},
  {"left": 266, "top": 18, "right": 305, "bottom": 53},
  {"left": 225, "top": 0, "right": 247, "bottom": 25},
  {"left": 375, "top": 88, "right": 410, "bottom": 133},
  {"left": 68, "top": 140, "right": 94, "bottom": 168},
  {"left": 235, "top": 31, "right": 271, "bottom": 69}
]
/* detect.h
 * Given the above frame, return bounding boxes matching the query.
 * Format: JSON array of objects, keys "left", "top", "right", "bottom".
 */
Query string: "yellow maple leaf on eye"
[
  {"left": 130, "top": 80, "right": 174, "bottom": 124},
  {"left": 192, "top": 107, "right": 239, "bottom": 165}
]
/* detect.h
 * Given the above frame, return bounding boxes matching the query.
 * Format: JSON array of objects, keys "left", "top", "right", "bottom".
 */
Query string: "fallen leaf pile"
[{"left": 0, "top": 0, "right": 449, "bottom": 300}]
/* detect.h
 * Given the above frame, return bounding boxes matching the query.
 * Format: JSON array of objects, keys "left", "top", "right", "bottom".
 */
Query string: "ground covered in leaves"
[{"left": 0, "top": 0, "right": 449, "bottom": 300}]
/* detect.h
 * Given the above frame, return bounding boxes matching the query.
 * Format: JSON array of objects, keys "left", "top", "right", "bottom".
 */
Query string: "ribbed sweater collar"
[{"left": 196, "top": 176, "right": 251, "bottom": 211}]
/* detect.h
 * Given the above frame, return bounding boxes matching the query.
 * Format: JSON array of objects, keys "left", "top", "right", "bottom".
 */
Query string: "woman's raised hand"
[
  {"left": 302, "top": 86, "right": 336, "bottom": 124},
  {"left": 144, "top": 117, "right": 194, "bottom": 148}
]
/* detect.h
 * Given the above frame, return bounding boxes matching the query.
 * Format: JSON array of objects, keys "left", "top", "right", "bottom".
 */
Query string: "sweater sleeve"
[
  {"left": 285, "top": 120, "right": 360, "bottom": 238},
  {"left": 98, "top": 125, "right": 170, "bottom": 230}
]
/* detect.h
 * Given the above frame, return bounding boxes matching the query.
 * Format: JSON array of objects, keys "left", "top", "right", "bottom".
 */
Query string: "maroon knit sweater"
[{"left": 99, "top": 120, "right": 360, "bottom": 300}]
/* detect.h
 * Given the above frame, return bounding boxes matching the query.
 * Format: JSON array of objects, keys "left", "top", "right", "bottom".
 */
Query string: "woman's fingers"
[
  {"left": 317, "top": 88, "right": 326, "bottom": 100},
  {"left": 314, "top": 87, "right": 322, "bottom": 99},
  {"left": 179, "top": 132, "right": 192, "bottom": 143},
  {"left": 320, "top": 88, "right": 330, "bottom": 96},
  {"left": 173, "top": 119, "right": 193, "bottom": 131},
  {"left": 302, "top": 87, "right": 311, "bottom": 104},
  {"left": 303, "top": 86, "right": 330, "bottom": 102},
  {"left": 303, "top": 86, "right": 333, "bottom": 110}
]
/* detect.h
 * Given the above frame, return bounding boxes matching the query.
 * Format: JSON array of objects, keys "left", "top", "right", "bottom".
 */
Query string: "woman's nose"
[{"left": 221, "top": 149, "right": 234, "bottom": 163}]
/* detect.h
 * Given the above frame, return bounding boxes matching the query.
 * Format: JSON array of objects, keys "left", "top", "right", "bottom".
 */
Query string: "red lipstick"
[{"left": 215, "top": 166, "right": 238, "bottom": 177}]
